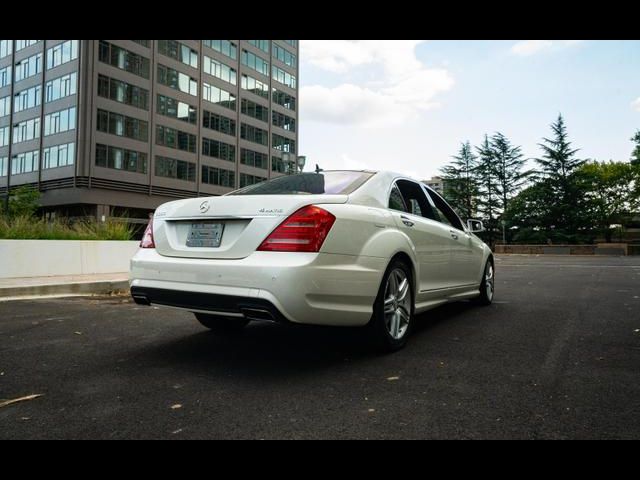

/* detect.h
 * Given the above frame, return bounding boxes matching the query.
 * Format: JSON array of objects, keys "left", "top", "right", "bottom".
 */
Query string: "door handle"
[
  {"left": 450, "top": 230, "right": 459, "bottom": 240},
  {"left": 400, "top": 215, "right": 414, "bottom": 227}
]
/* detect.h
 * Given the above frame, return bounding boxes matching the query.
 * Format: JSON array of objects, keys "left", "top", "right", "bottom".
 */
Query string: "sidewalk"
[{"left": 0, "top": 273, "right": 129, "bottom": 300}]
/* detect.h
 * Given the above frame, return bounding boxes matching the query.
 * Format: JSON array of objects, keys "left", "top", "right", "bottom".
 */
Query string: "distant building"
[
  {"left": 0, "top": 40, "right": 299, "bottom": 223},
  {"left": 422, "top": 176, "right": 444, "bottom": 195}
]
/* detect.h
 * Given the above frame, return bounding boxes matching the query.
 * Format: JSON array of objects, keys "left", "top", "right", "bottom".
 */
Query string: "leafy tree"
[
  {"left": 631, "top": 130, "right": 640, "bottom": 166},
  {"left": 490, "top": 132, "right": 530, "bottom": 216},
  {"left": 534, "top": 114, "right": 585, "bottom": 235},
  {"left": 440, "top": 141, "right": 479, "bottom": 219},
  {"left": 474, "top": 135, "right": 501, "bottom": 246},
  {"left": 575, "top": 161, "right": 640, "bottom": 242},
  {"left": 6, "top": 185, "right": 41, "bottom": 218}
]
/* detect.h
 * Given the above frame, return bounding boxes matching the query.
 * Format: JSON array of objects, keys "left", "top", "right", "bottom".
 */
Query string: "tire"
[
  {"left": 366, "top": 259, "right": 414, "bottom": 352},
  {"left": 474, "top": 258, "right": 494, "bottom": 306},
  {"left": 194, "top": 313, "right": 249, "bottom": 334}
]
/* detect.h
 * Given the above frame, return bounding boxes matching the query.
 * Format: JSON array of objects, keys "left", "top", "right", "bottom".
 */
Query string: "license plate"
[{"left": 186, "top": 222, "right": 224, "bottom": 247}]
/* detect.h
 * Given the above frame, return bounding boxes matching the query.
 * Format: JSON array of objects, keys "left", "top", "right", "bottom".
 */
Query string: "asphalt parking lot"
[{"left": 1, "top": 254, "right": 639, "bottom": 439}]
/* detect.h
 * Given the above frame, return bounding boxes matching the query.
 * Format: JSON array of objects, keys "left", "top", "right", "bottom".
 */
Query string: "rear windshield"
[{"left": 228, "top": 171, "right": 374, "bottom": 196}]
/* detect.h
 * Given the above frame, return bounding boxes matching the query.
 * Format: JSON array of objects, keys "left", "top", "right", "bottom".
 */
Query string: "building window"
[
  {"left": 132, "top": 40, "right": 150, "bottom": 48},
  {"left": 202, "top": 110, "right": 236, "bottom": 136},
  {"left": 241, "top": 49, "right": 269, "bottom": 76},
  {"left": 202, "top": 82, "right": 236, "bottom": 111},
  {"left": 11, "top": 149, "right": 39, "bottom": 175},
  {"left": 240, "top": 173, "right": 267, "bottom": 188},
  {"left": 44, "top": 107, "right": 76, "bottom": 136},
  {"left": 97, "top": 74, "right": 148, "bottom": 110},
  {"left": 283, "top": 40, "right": 298, "bottom": 48},
  {"left": 0, "top": 156, "right": 7, "bottom": 177},
  {"left": 201, "top": 165, "right": 235, "bottom": 188},
  {"left": 158, "top": 40, "right": 198, "bottom": 69},
  {"left": 156, "top": 125, "right": 197, "bottom": 153},
  {"left": 15, "top": 40, "right": 40, "bottom": 51},
  {"left": 272, "top": 111, "right": 296, "bottom": 132},
  {"left": 241, "top": 74, "right": 268, "bottom": 99},
  {"left": 96, "top": 143, "right": 147, "bottom": 174},
  {"left": 46, "top": 40, "right": 78, "bottom": 70},
  {"left": 155, "top": 155, "right": 195, "bottom": 182},
  {"left": 273, "top": 43, "right": 296, "bottom": 67},
  {"left": 272, "top": 88, "right": 296, "bottom": 111},
  {"left": 12, "top": 118, "right": 40, "bottom": 144},
  {"left": 240, "top": 123, "right": 268, "bottom": 146},
  {"left": 248, "top": 40, "right": 269, "bottom": 53},
  {"left": 97, "top": 109, "right": 148, "bottom": 142},
  {"left": 241, "top": 98, "right": 268, "bottom": 123},
  {"left": 0, "top": 40, "right": 12, "bottom": 59},
  {"left": 14, "top": 53, "right": 42, "bottom": 82},
  {"left": 0, "top": 95, "right": 11, "bottom": 118},
  {"left": 203, "top": 55, "right": 237, "bottom": 85},
  {"left": 0, "top": 66, "right": 12, "bottom": 88},
  {"left": 43, "top": 142, "right": 75, "bottom": 169},
  {"left": 272, "top": 65, "right": 296, "bottom": 89},
  {"left": 240, "top": 148, "right": 268, "bottom": 170},
  {"left": 98, "top": 40, "right": 150, "bottom": 79},
  {"left": 45, "top": 72, "right": 77, "bottom": 103},
  {"left": 14, "top": 85, "right": 42, "bottom": 113},
  {"left": 272, "top": 133, "right": 296, "bottom": 153},
  {"left": 203, "top": 40, "right": 237, "bottom": 60},
  {"left": 0, "top": 126, "right": 8, "bottom": 147},
  {"left": 202, "top": 137, "right": 236, "bottom": 162},
  {"left": 157, "top": 64, "right": 197, "bottom": 96},
  {"left": 272, "top": 155, "right": 286, "bottom": 173},
  {"left": 156, "top": 94, "right": 197, "bottom": 124}
]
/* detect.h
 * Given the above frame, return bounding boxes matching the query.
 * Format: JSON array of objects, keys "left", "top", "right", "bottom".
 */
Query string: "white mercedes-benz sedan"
[{"left": 130, "top": 170, "right": 494, "bottom": 351}]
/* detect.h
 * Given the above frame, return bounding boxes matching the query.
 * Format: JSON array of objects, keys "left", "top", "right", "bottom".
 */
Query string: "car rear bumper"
[{"left": 129, "top": 249, "right": 387, "bottom": 326}]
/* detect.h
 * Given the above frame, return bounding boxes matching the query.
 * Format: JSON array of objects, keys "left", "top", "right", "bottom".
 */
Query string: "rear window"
[{"left": 228, "top": 171, "right": 374, "bottom": 196}]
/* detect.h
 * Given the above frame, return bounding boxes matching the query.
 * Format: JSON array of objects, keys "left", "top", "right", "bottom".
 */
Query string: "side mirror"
[{"left": 467, "top": 219, "right": 484, "bottom": 233}]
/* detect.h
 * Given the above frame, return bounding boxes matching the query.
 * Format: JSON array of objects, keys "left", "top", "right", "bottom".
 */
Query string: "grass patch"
[{"left": 0, "top": 215, "right": 135, "bottom": 240}]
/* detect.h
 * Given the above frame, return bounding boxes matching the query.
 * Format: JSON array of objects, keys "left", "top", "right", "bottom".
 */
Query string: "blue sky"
[{"left": 299, "top": 40, "right": 640, "bottom": 179}]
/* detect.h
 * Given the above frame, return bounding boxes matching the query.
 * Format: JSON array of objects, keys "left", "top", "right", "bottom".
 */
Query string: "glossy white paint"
[{"left": 129, "top": 171, "right": 492, "bottom": 326}]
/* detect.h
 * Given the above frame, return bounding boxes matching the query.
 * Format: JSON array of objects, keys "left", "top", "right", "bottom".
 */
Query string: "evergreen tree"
[
  {"left": 440, "top": 141, "right": 478, "bottom": 219},
  {"left": 475, "top": 135, "right": 500, "bottom": 246},
  {"left": 535, "top": 114, "right": 586, "bottom": 235},
  {"left": 490, "top": 132, "right": 530, "bottom": 215},
  {"left": 631, "top": 130, "right": 640, "bottom": 166}
]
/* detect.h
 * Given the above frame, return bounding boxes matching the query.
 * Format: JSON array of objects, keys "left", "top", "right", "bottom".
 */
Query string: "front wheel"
[
  {"left": 194, "top": 313, "right": 249, "bottom": 334},
  {"left": 367, "top": 259, "right": 414, "bottom": 352},
  {"left": 474, "top": 258, "right": 494, "bottom": 306}
]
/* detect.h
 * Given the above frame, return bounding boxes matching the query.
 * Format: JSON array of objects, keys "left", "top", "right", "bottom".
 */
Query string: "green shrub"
[{"left": 0, "top": 215, "right": 134, "bottom": 240}]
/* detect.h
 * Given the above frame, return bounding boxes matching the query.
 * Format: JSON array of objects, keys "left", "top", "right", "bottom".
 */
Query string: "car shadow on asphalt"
[{"left": 133, "top": 301, "right": 480, "bottom": 381}]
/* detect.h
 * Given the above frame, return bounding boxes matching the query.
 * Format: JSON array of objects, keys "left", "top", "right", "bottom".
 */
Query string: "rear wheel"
[
  {"left": 474, "top": 258, "right": 494, "bottom": 306},
  {"left": 194, "top": 313, "right": 249, "bottom": 334},
  {"left": 367, "top": 259, "right": 414, "bottom": 352}
]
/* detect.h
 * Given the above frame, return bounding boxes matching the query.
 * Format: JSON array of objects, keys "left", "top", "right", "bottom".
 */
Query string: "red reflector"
[
  {"left": 140, "top": 216, "right": 155, "bottom": 248},
  {"left": 257, "top": 205, "right": 336, "bottom": 252}
]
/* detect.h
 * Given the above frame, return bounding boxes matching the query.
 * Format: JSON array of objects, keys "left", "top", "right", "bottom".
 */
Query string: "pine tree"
[
  {"left": 440, "top": 141, "right": 478, "bottom": 219},
  {"left": 475, "top": 135, "right": 501, "bottom": 245},
  {"left": 535, "top": 114, "right": 585, "bottom": 236},
  {"left": 490, "top": 132, "right": 529, "bottom": 215},
  {"left": 631, "top": 130, "right": 640, "bottom": 166}
]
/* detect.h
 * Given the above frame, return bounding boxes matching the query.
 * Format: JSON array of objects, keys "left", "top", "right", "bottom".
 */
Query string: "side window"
[
  {"left": 425, "top": 188, "right": 464, "bottom": 230},
  {"left": 388, "top": 184, "right": 408, "bottom": 212},
  {"left": 396, "top": 179, "right": 438, "bottom": 220}
]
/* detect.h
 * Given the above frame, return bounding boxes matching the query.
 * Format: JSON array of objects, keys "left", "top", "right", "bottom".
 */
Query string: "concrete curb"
[{"left": 0, "top": 280, "right": 130, "bottom": 300}]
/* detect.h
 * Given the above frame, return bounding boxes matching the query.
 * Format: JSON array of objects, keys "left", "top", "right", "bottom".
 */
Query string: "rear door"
[
  {"left": 423, "top": 186, "right": 482, "bottom": 287},
  {"left": 388, "top": 180, "right": 457, "bottom": 292}
]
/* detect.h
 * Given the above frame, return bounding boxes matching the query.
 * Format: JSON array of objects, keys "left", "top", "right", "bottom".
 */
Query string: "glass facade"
[
  {"left": 44, "top": 107, "right": 76, "bottom": 136},
  {"left": 273, "top": 43, "right": 296, "bottom": 67},
  {"left": 0, "top": 156, "right": 7, "bottom": 176},
  {"left": 155, "top": 155, "right": 195, "bottom": 182},
  {"left": 0, "top": 40, "right": 12, "bottom": 59},
  {"left": 157, "top": 94, "right": 197, "bottom": 124},
  {"left": 202, "top": 82, "right": 236, "bottom": 110},
  {"left": 45, "top": 72, "right": 77, "bottom": 103},
  {"left": 16, "top": 40, "right": 40, "bottom": 51},
  {"left": 15, "top": 53, "right": 42, "bottom": 82},
  {"left": 240, "top": 123, "right": 268, "bottom": 146},
  {"left": 201, "top": 164, "right": 235, "bottom": 187},
  {"left": 13, "top": 118, "right": 41, "bottom": 144},
  {"left": 272, "top": 133, "right": 296, "bottom": 153},
  {"left": 203, "top": 40, "right": 237, "bottom": 60},
  {"left": 11, "top": 149, "right": 39, "bottom": 175},
  {"left": 202, "top": 137, "right": 236, "bottom": 162},
  {"left": 46, "top": 40, "right": 78, "bottom": 70},
  {"left": 156, "top": 125, "right": 197, "bottom": 153},
  {"left": 241, "top": 74, "right": 269, "bottom": 99},
  {"left": 241, "top": 49, "right": 269, "bottom": 76},
  {"left": 97, "top": 109, "right": 148, "bottom": 142},
  {"left": 248, "top": 40, "right": 269, "bottom": 53},
  {"left": 202, "top": 110, "right": 236, "bottom": 136},
  {"left": 96, "top": 143, "right": 147, "bottom": 173},
  {"left": 98, "top": 74, "right": 148, "bottom": 110},
  {"left": 203, "top": 55, "right": 237, "bottom": 85},
  {"left": 43, "top": 142, "right": 75, "bottom": 169},
  {"left": 241, "top": 98, "right": 268, "bottom": 122},
  {"left": 0, "top": 95, "right": 10, "bottom": 117},
  {"left": 158, "top": 40, "right": 198, "bottom": 69},
  {"left": 99, "top": 41, "right": 150, "bottom": 79},
  {"left": 0, "top": 126, "right": 8, "bottom": 147},
  {"left": 240, "top": 148, "right": 268, "bottom": 170},
  {"left": 240, "top": 172, "right": 267, "bottom": 187},
  {"left": 272, "top": 111, "right": 296, "bottom": 132},
  {"left": 157, "top": 64, "right": 197, "bottom": 96},
  {"left": 0, "top": 66, "right": 12, "bottom": 88},
  {"left": 14, "top": 85, "right": 42, "bottom": 113},
  {"left": 272, "top": 65, "right": 296, "bottom": 88}
]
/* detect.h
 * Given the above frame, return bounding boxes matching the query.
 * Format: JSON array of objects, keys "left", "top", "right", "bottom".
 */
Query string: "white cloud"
[
  {"left": 510, "top": 40, "right": 584, "bottom": 56},
  {"left": 632, "top": 97, "right": 640, "bottom": 112},
  {"left": 301, "top": 41, "right": 454, "bottom": 128}
]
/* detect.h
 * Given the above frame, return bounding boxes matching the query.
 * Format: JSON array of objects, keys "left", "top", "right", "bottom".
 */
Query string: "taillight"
[
  {"left": 257, "top": 205, "right": 336, "bottom": 252},
  {"left": 140, "top": 216, "right": 155, "bottom": 248}
]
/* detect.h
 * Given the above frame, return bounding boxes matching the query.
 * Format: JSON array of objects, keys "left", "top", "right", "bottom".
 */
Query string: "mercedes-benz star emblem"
[{"left": 199, "top": 200, "right": 210, "bottom": 213}]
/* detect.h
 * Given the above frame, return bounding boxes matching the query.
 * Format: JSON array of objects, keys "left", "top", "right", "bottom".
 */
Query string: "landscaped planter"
[{"left": 0, "top": 240, "right": 140, "bottom": 279}]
